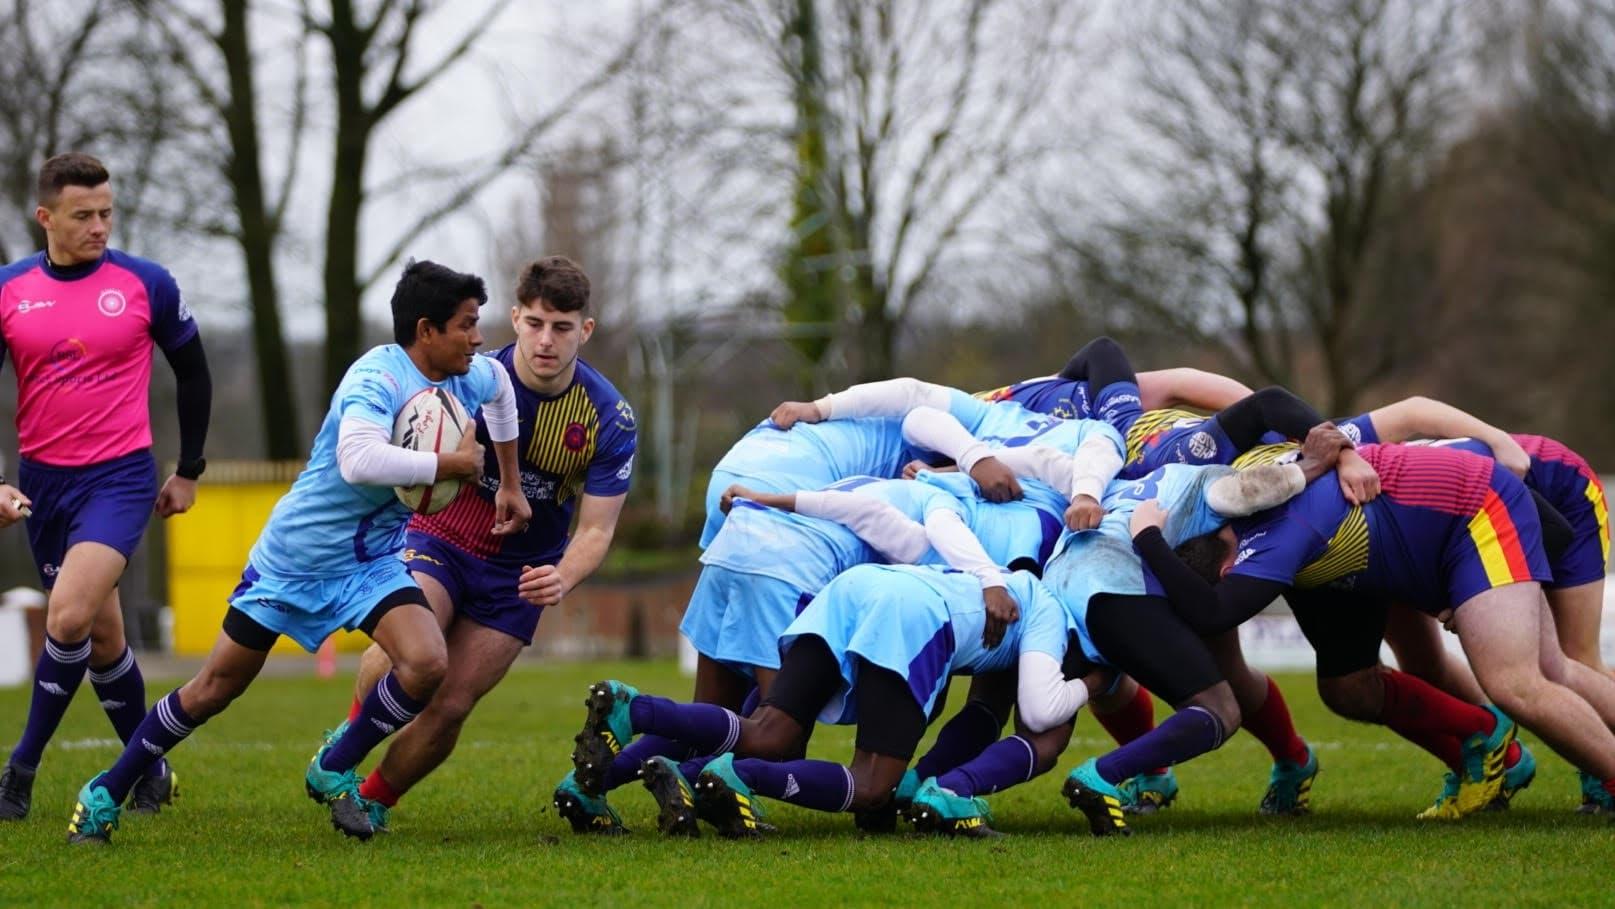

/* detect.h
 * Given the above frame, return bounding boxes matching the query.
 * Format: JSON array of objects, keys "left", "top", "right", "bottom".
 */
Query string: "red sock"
[
  {"left": 347, "top": 697, "right": 363, "bottom": 724},
  {"left": 1505, "top": 740, "right": 1522, "bottom": 768},
  {"left": 1602, "top": 779, "right": 1615, "bottom": 800},
  {"left": 359, "top": 769, "right": 402, "bottom": 807},
  {"left": 1377, "top": 669, "right": 1493, "bottom": 773},
  {"left": 1243, "top": 676, "right": 1311, "bottom": 766},
  {"left": 1095, "top": 685, "right": 1166, "bottom": 775}
]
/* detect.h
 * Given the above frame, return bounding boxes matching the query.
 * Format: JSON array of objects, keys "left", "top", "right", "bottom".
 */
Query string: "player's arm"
[
  {"left": 1362, "top": 395, "right": 1530, "bottom": 477},
  {"left": 1204, "top": 424, "right": 1353, "bottom": 517},
  {"left": 152, "top": 334, "right": 212, "bottom": 517},
  {"left": 0, "top": 341, "right": 27, "bottom": 528},
  {"left": 1129, "top": 508, "right": 1290, "bottom": 636},
  {"left": 1016, "top": 649, "right": 1091, "bottom": 733},
  {"left": 770, "top": 377, "right": 955, "bottom": 429},
  {"left": 1064, "top": 429, "right": 1125, "bottom": 530},
  {"left": 1137, "top": 368, "right": 1253, "bottom": 412},
  {"left": 900, "top": 406, "right": 1022, "bottom": 502},
  {"left": 479, "top": 364, "right": 530, "bottom": 535},
  {"left": 520, "top": 491, "right": 626, "bottom": 608}
]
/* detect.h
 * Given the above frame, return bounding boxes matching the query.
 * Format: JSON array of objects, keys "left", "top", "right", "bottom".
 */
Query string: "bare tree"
[{"left": 138, "top": 0, "right": 310, "bottom": 458}]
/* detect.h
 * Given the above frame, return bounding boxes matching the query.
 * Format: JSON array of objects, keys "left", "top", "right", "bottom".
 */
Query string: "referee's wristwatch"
[{"left": 176, "top": 457, "right": 207, "bottom": 481}]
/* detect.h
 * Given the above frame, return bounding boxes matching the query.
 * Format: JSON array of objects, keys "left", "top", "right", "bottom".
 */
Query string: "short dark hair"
[
  {"left": 1175, "top": 531, "right": 1234, "bottom": 585},
  {"left": 390, "top": 259, "right": 488, "bottom": 347},
  {"left": 515, "top": 256, "right": 590, "bottom": 312},
  {"left": 37, "top": 152, "right": 110, "bottom": 207}
]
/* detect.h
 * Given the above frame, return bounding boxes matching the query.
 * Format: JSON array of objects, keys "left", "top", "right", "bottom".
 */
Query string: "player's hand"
[
  {"left": 1130, "top": 499, "right": 1168, "bottom": 537},
  {"left": 1065, "top": 494, "right": 1104, "bottom": 531},
  {"left": 0, "top": 484, "right": 31, "bottom": 529},
  {"left": 769, "top": 401, "right": 824, "bottom": 430},
  {"left": 519, "top": 564, "right": 565, "bottom": 608},
  {"left": 492, "top": 485, "right": 531, "bottom": 536},
  {"left": 981, "top": 585, "right": 1020, "bottom": 649},
  {"left": 439, "top": 428, "right": 485, "bottom": 482},
  {"left": 1436, "top": 608, "right": 1457, "bottom": 633},
  {"left": 1335, "top": 449, "right": 1381, "bottom": 506},
  {"left": 1494, "top": 436, "right": 1531, "bottom": 478},
  {"left": 154, "top": 475, "right": 198, "bottom": 518},
  {"left": 720, "top": 484, "right": 753, "bottom": 513},
  {"left": 1301, "top": 422, "right": 1352, "bottom": 464},
  {"left": 969, "top": 456, "right": 1022, "bottom": 503}
]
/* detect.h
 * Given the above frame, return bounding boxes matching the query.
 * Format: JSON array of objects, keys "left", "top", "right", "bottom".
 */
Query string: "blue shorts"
[
  {"left": 678, "top": 564, "right": 811, "bottom": 676},
  {"left": 18, "top": 449, "right": 157, "bottom": 588},
  {"left": 402, "top": 531, "right": 539, "bottom": 644},
  {"left": 227, "top": 556, "right": 420, "bottom": 653}
]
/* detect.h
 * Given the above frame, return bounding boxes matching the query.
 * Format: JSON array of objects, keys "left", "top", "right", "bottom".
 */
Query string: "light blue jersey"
[
  {"left": 783, "top": 564, "right": 1072, "bottom": 724},
  {"left": 1042, "top": 464, "right": 1233, "bottom": 662},
  {"left": 701, "top": 417, "right": 912, "bottom": 546},
  {"left": 931, "top": 390, "right": 1125, "bottom": 467},
  {"left": 248, "top": 345, "right": 507, "bottom": 580},
  {"left": 914, "top": 472, "right": 1068, "bottom": 569}
]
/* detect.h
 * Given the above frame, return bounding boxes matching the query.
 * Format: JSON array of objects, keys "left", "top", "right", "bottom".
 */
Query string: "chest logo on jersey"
[
  {"left": 16, "top": 299, "right": 55, "bottom": 314},
  {"left": 97, "top": 289, "right": 126, "bottom": 317},
  {"left": 1188, "top": 431, "right": 1219, "bottom": 460},
  {"left": 48, "top": 338, "right": 87, "bottom": 371},
  {"left": 563, "top": 422, "right": 588, "bottom": 452}
]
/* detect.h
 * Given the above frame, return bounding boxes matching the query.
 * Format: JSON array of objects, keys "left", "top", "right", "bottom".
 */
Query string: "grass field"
[{"left": 1, "top": 660, "right": 1610, "bottom": 907}]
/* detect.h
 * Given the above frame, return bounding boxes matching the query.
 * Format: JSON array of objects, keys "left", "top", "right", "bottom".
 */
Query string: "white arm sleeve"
[
  {"left": 1205, "top": 463, "right": 1306, "bottom": 517},
  {"left": 480, "top": 366, "right": 519, "bottom": 444},
  {"left": 901, "top": 407, "right": 994, "bottom": 472},
  {"left": 794, "top": 491, "right": 931, "bottom": 563},
  {"left": 988, "top": 445, "right": 1077, "bottom": 499},
  {"left": 819, "top": 378, "right": 954, "bottom": 420},
  {"left": 1069, "top": 432, "right": 1125, "bottom": 502},
  {"left": 923, "top": 509, "right": 1005, "bottom": 590},
  {"left": 1016, "top": 650, "right": 1090, "bottom": 733},
  {"left": 337, "top": 417, "right": 439, "bottom": 488}
]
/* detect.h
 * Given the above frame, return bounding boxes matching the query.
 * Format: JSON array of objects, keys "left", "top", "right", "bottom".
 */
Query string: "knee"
[
  {"left": 1477, "top": 669, "right": 1542, "bottom": 717},
  {"left": 88, "top": 633, "right": 126, "bottom": 667},
  {"left": 1186, "top": 686, "right": 1241, "bottom": 738},
  {"left": 394, "top": 645, "right": 449, "bottom": 698},
  {"left": 1317, "top": 672, "right": 1382, "bottom": 723},
  {"left": 847, "top": 769, "right": 903, "bottom": 814},
  {"left": 44, "top": 602, "right": 97, "bottom": 642}
]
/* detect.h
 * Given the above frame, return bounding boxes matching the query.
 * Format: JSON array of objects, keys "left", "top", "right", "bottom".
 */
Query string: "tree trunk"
[
  {"left": 322, "top": 1, "right": 369, "bottom": 398},
  {"left": 220, "top": 0, "right": 300, "bottom": 458}
]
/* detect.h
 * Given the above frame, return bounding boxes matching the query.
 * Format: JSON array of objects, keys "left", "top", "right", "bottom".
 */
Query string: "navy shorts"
[
  {"left": 402, "top": 531, "right": 540, "bottom": 644},
  {"left": 19, "top": 449, "right": 157, "bottom": 588}
]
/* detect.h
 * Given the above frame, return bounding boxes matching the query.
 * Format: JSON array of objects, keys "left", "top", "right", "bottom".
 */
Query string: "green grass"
[{"left": 1, "top": 663, "right": 1609, "bottom": 907}]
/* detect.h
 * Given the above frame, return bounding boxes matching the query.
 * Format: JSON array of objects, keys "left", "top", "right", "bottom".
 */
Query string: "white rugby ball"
[{"left": 392, "top": 387, "right": 473, "bottom": 514}]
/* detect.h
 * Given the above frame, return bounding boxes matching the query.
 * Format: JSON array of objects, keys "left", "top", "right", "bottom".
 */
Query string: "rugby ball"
[{"left": 392, "top": 387, "right": 473, "bottom": 514}]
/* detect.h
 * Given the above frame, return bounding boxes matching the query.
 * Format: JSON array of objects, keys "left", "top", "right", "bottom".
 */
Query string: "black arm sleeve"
[
  {"left": 1132, "top": 526, "right": 1290, "bottom": 636},
  {"left": 161, "top": 334, "right": 212, "bottom": 464},
  {"left": 1056, "top": 336, "right": 1137, "bottom": 393},
  {"left": 1213, "top": 385, "right": 1325, "bottom": 452}
]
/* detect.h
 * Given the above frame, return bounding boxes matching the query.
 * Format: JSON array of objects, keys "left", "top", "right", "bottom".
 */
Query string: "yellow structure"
[{"left": 165, "top": 461, "right": 370, "bottom": 656}]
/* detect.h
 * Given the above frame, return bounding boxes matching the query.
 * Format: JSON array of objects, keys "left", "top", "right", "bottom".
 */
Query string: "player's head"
[
  {"left": 35, "top": 152, "right": 113, "bottom": 266},
  {"left": 391, "top": 259, "right": 488, "bottom": 376},
  {"left": 511, "top": 256, "right": 594, "bottom": 387},
  {"left": 1174, "top": 525, "right": 1241, "bottom": 583}
]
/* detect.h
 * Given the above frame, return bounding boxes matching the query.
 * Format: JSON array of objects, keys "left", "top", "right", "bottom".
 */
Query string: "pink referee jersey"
[{"left": 0, "top": 250, "right": 197, "bottom": 467}]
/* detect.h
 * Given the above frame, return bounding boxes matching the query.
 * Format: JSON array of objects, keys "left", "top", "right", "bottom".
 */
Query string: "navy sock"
[
  {"left": 321, "top": 672, "right": 425, "bottom": 773},
  {"left": 100, "top": 690, "right": 198, "bottom": 803},
  {"left": 1095, "top": 706, "right": 1226, "bottom": 785},
  {"left": 935, "top": 735, "right": 1038, "bottom": 797},
  {"left": 731, "top": 757, "right": 855, "bottom": 812},
  {"left": 10, "top": 634, "right": 91, "bottom": 770},
  {"left": 628, "top": 695, "right": 740, "bottom": 755},
  {"left": 89, "top": 648, "right": 168, "bottom": 781},
  {"left": 604, "top": 735, "right": 692, "bottom": 791},
  {"left": 913, "top": 701, "right": 1003, "bottom": 780}
]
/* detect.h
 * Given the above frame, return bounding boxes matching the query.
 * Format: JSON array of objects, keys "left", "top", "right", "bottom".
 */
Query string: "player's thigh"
[
  {"left": 435, "top": 616, "right": 526, "bottom": 717},
  {"left": 852, "top": 661, "right": 928, "bottom": 763},
  {"left": 1086, "top": 593, "right": 1223, "bottom": 708},
  {"left": 366, "top": 587, "right": 446, "bottom": 678},
  {"left": 45, "top": 541, "right": 128, "bottom": 632},
  {"left": 1288, "top": 589, "right": 1389, "bottom": 680},
  {"left": 410, "top": 570, "right": 457, "bottom": 631},
  {"left": 1453, "top": 583, "right": 1545, "bottom": 698},
  {"left": 1383, "top": 602, "right": 1448, "bottom": 671}
]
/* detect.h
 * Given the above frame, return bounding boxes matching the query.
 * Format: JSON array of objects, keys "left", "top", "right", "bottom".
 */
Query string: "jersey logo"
[
  {"left": 177, "top": 296, "right": 195, "bottom": 322},
  {"left": 97, "top": 288, "right": 127, "bottom": 317},
  {"left": 16, "top": 298, "right": 55, "bottom": 314},
  {"left": 1341, "top": 422, "right": 1362, "bottom": 444},
  {"left": 563, "top": 421, "right": 588, "bottom": 452},
  {"left": 613, "top": 399, "right": 636, "bottom": 431},
  {"left": 1188, "top": 431, "right": 1218, "bottom": 460},
  {"left": 616, "top": 455, "right": 634, "bottom": 481}
]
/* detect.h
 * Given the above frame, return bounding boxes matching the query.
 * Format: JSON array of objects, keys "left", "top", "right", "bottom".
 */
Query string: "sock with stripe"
[
  {"left": 99, "top": 690, "right": 199, "bottom": 804},
  {"left": 89, "top": 647, "right": 169, "bottom": 781},
  {"left": 1093, "top": 684, "right": 1166, "bottom": 775},
  {"left": 628, "top": 695, "right": 740, "bottom": 755},
  {"left": 912, "top": 701, "right": 1004, "bottom": 780},
  {"left": 1377, "top": 669, "right": 1493, "bottom": 773},
  {"left": 1242, "top": 676, "right": 1311, "bottom": 766},
  {"left": 10, "top": 634, "right": 92, "bottom": 771},
  {"left": 604, "top": 735, "right": 693, "bottom": 791},
  {"left": 730, "top": 757, "right": 854, "bottom": 812},
  {"left": 1095, "top": 706, "right": 1226, "bottom": 785},
  {"left": 935, "top": 735, "right": 1038, "bottom": 797},
  {"left": 321, "top": 671, "right": 425, "bottom": 773}
]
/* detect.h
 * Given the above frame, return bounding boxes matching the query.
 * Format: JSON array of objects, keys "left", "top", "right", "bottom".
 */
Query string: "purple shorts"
[
  {"left": 19, "top": 449, "right": 156, "bottom": 588},
  {"left": 402, "top": 530, "right": 540, "bottom": 644}
]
